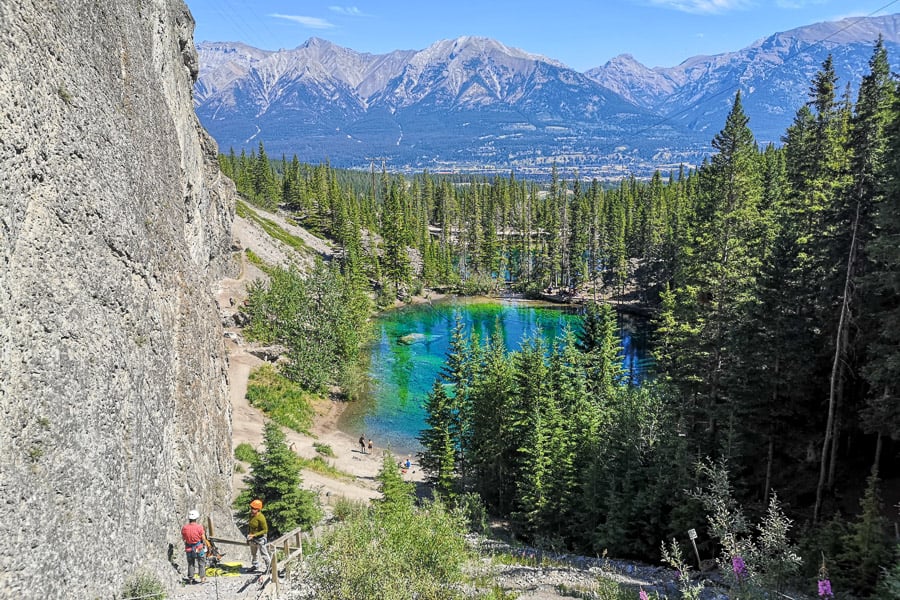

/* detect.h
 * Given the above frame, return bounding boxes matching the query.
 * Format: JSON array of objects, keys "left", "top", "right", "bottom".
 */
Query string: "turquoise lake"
[{"left": 339, "top": 297, "right": 651, "bottom": 456}]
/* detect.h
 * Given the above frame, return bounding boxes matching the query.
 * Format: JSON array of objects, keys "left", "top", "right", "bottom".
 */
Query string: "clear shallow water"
[{"left": 339, "top": 297, "right": 650, "bottom": 456}]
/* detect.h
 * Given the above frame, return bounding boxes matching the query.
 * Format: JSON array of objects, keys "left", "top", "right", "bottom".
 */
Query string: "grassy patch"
[
  {"left": 236, "top": 199, "right": 309, "bottom": 255},
  {"left": 313, "top": 442, "right": 335, "bottom": 457},
  {"left": 244, "top": 248, "right": 273, "bottom": 273},
  {"left": 556, "top": 579, "right": 632, "bottom": 600},
  {"left": 297, "top": 455, "right": 353, "bottom": 480},
  {"left": 234, "top": 442, "right": 258, "bottom": 464},
  {"left": 246, "top": 364, "right": 314, "bottom": 434}
]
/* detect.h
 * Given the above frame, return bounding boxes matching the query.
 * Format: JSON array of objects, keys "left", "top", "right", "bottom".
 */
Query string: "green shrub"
[
  {"left": 234, "top": 442, "right": 258, "bottom": 464},
  {"left": 410, "top": 279, "right": 425, "bottom": 297},
  {"left": 307, "top": 494, "right": 470, "bottom": 600},
  {"left": 313, "top": 442, "right": 335, "bottom": 457},
  {"left": 460, "top": 273, "right": 495, "bottom": 296},
  {"left": 120, "top": 571, "right": 165, "bottom": 600},
  {"left": 660, "top": 539, "right": 703, "bottom": 600},
  {"left": 246, "top": 364, "right": 314, "bottom": 433},
  {"left": 376, "top": 283, "right": 397, "bottom": 308},
  {"left": 455, "top": 492, "right": 489, "bottom": 534},
  {"left": 332, "top": 496, "right": 370, "bottom": 522},
  {"left": 690, "top": 459, "right": 801, "bottom": 595},
  {"left": 243, "top": 260, "right": 371, "bottom": 393}
]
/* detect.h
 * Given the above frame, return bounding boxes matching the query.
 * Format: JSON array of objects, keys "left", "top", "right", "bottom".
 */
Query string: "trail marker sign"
[{"left": 688, "top": 528, "right": 701, "bottom": 569}]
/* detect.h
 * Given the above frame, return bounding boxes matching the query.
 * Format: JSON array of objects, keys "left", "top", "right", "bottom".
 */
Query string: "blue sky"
[{"left": 185, "top": 0, "right": 899, "bottom": 71}]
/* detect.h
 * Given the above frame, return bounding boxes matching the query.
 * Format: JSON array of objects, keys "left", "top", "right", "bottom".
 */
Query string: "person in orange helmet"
[{"left": 247, "top": 499, "right": 270, "bottom": 573}]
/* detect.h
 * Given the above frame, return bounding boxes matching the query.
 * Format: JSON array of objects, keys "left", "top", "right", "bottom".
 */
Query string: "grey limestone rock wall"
[{"left": 0, "top": 1, "right": 237, "bottom": 597}]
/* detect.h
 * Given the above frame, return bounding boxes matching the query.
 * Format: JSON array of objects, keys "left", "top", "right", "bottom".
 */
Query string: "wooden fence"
[{"left": 207, "top": 517, "right": 309, "bottom": 596}]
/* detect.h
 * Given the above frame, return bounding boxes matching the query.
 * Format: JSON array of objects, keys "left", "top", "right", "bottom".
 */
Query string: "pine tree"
[
  {"left": 468, "top": 328, "right": 516, "bottom": 512},
  {"left": 440, "top": 313, "right": 475, "bottom": 479},
  {"left": 252, "top": 141, "right": 278, "bottom": 208},
  {"left": 510, "top": 337, "right": 551, "bottom": 534},
  {"left": 418, "top": 380, "right": 457, "bottom": 500},
  {"left": 576, "top": 301, "right": 623, "bottom": 397},
  {"left": 838, "top": 473, "right": 891, "bottom": 596},
  {"left": 672, "top": 91, "right": 763, "bottom": 455},
  {"left": 862, "top": 57, "right": 900, "bottom": 469},
  {"left": 567, "top": 177, "right": 590, "bottom": 289},
  {"left": 375, "top": 451, "right": 416, "bottom": 514},
  {"left": 381, "top": 176, "right": 412, "bottom": 296},
  {"left": 239, "top": 422, "right": 321, "bottom": 535}
]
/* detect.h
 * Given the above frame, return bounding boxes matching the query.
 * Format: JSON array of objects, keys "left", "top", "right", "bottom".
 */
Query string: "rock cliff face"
[{"left": 0, "top": 1, "right": 235, "bottom": 597}]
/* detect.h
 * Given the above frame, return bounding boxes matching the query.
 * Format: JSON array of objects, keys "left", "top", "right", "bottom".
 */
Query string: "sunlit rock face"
[{"left": 0, "top": 1, "right": 236, "bottom": 596}]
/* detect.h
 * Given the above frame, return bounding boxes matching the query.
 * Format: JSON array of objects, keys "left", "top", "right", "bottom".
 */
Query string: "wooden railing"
[
  {"left": 267, "top": 526, "right": 306, "bottom": 595},
  {"left": 206, "top": 517, "right": 308, "bottom": 596}
]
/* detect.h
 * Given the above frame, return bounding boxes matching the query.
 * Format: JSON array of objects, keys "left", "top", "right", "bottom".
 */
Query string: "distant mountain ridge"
[
  {"left": 195, "top": 13, "right": 900, "bottom": 177},
  {"left": 586, "top": 14, "right": 900, "bottom": 143}
]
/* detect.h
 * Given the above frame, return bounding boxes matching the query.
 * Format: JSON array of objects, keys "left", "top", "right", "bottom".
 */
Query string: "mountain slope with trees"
[{"left": 217, "top": 37, "right": 900, "bottom": 599}]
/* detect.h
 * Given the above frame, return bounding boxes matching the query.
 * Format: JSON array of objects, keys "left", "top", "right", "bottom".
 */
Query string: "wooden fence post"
[{"left": 271, "top": 548, "right": 279, "bottom": 594}]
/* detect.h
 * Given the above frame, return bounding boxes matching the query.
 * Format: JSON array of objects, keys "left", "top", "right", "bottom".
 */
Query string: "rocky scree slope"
[{"left": 0, "top": 1, "right": 236, "bottom": 597}]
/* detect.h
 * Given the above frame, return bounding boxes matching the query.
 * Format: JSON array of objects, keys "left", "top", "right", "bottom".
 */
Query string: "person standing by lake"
[{"left": 359, "top": 435, "right": 366, "bottom": 453}]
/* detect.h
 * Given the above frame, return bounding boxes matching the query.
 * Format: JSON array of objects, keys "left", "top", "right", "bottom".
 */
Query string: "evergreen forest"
[{"left": 222, "top": 42, "right": 900, "bottom": 597}]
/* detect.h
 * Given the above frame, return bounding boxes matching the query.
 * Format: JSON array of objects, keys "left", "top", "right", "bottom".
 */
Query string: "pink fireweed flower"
[
  {"left": 818, "top": 579, "right": 833, "bottom": 598},
  {"left": 732, "top": 555, "right": 747, "bottom": 580},
  {"left": 639, "top": 588, "right": 649, "bottom": 600}
]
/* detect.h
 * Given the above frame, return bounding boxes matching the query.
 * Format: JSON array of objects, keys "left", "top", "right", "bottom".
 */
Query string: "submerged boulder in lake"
[{"left": 398, "top": 333, "right": 426, "bottom": 345}]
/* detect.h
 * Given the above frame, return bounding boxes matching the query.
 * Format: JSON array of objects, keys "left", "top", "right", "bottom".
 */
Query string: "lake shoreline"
[
  {"left": 354, "top": 294, "right": 652, "bottom": 454},
  {"left": 382, "top": 286, "right": 657, "bottom": 318}
]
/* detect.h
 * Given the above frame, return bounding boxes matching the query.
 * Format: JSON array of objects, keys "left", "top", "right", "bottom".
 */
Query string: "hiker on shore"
[
  {"left": 247, "top": 499, "right": 270, "bottom": 572},
  {"left": 181, "top": 509, "right": 211, "bottom": 584},
  {"left": 368, "top": 438, "right": 374, "bottom": 454},
  {"left": 359, "top": 435, "right": 366, "bottom": 453}
]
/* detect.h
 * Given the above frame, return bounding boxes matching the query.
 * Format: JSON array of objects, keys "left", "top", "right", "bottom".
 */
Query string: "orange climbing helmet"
[{"left": 250, "top": 499, "right": 263, "bottom": 510}]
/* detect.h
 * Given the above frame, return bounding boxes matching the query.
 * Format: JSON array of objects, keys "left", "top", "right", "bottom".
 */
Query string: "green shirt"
[{"left": 249, "top": 511, "right": 268, "bottom": 537}]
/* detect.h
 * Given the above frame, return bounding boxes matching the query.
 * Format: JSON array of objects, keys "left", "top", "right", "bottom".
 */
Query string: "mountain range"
[{"left": 195, "top": 14, "right": 900, "bottom": 178}]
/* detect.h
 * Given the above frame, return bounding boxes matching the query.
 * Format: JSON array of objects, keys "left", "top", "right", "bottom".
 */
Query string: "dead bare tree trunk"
[
  {"left": 764, "top": 435, "right": 774, "bottom": 502},
  {"left": 814, "top": 200, "right": 861, "bottom": 522},
  {"left": 873, "top": 430, "right": 883, "bottom": 475},
  {"left": 828, "top": 384, "right": 843, "bottom": 488},
  {"left": 765, "top": 355, "right": 780, "bottom": 501}
]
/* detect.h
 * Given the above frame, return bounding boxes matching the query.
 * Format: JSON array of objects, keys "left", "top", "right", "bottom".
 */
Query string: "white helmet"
[{"left": 188, "top": 509, "right": 200, "bottom": 521}]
